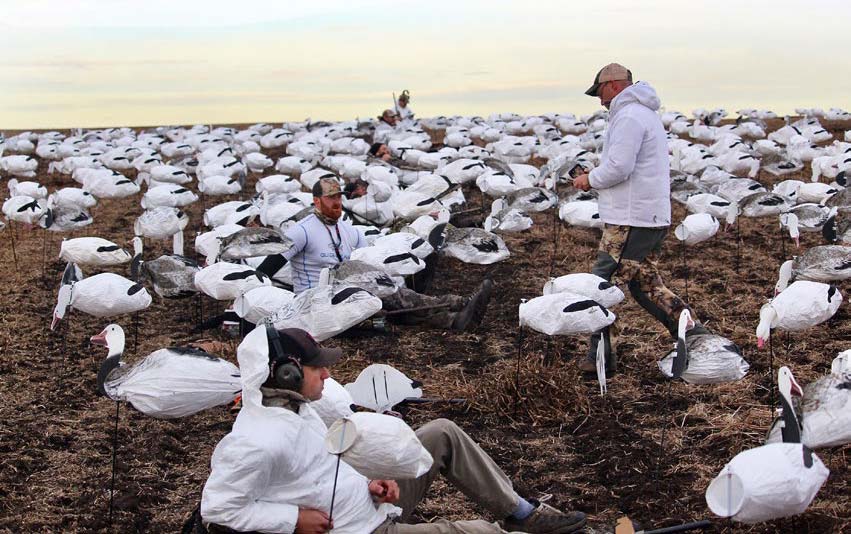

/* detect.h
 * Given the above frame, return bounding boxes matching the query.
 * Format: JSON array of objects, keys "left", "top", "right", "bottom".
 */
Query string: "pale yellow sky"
[{"left": 1, "top": 0, "right": 849, "bottom": 129}]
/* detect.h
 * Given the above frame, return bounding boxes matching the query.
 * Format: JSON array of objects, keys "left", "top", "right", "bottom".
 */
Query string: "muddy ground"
[{"left": 0, "top": 120, "right": 848, "bottom": 533}]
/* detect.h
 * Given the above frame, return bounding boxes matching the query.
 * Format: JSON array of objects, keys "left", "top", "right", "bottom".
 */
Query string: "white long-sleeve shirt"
[
  {"left": 588, "top": 81, "right": 671, "bottom": 227},
  {"left": 282, "top": 214, "right": 365, "bottom": 294}
]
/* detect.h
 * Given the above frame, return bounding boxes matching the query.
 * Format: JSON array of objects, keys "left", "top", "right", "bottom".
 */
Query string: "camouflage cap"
[
  {"left": 585, "top": 63, "right": 633, "bottom": 97},
  {"left": 312, "top": 176, "right": 343, "bottom": 198}
]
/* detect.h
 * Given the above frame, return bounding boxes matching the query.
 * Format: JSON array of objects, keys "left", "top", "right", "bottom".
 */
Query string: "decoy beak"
[{"left": 90, "top": 330, "right": 108, "bottom": 346}]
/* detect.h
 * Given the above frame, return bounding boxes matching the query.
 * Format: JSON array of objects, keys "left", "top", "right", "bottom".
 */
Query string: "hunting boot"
[
  {"left": 578, "top": 326, "right": 617, "bottom": 375},
  {"left": 502, "top": 499, "right": 587, "bottom": 533},
  {"left": 452, "top": 279, "right": 493, "bottom": 330}
]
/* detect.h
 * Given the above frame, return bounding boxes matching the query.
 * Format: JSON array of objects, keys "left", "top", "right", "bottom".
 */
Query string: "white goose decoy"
[
  {"left": 198, "top": 175, "right": 243, "bottom": 196},
  {"left": 58, "top": 237, "right": 132, "bottom": 267},
  {"left": 82, "top": 170, "right": 141, "bottom": 199},
  {"left": 91, "top": 324, "right": 241, "bottom": 419},
  {"left": 318, "top": 260, "right": 402, "bottom": 299},
  {"left": 50, "top": 188, "right": 97, "bottom": 209},
  {"left": 658, "top": 310, "right": 749, "bottom": 384},
  {"left": 372, "top": 231, "right": 435, "bottom": 260},
  {"left": 51, "top": 263, "right": 152, "bottom": 330},
  {"left": 775, "top": 245, "right": 851, "bottom": 289},
  {"left": 41, "top": 195, "right": 93, "bottom": 232},
  {"left": 269, "top": 284, "right": 383, "bottom": 341},
  {"left": 141, "top": 184, "right": 198, "bottom": 209},
  {"left": 737, "top": 191, "right": 792, "bottom": 218},
  {"left": 344, "top": 364, "right": 424, "bottom": 413},
  {"left": 484, "top": 198, "right": 533, "bottom": 233},
  {"left": 215, "top": 227, "right": 294, "bottom": 262},
  {"left": 558, "top": 200, "right": 603, "bottom": 228},
  {"left": 519, "top": 292, "right": 616, "bottom": 336},
  {"left": 503, "top": 187, "right": 558, "bottom": 212},
  {"left": 8, "top": 178, "right": 47, "bottom": 199},
  {"left": 134, "top": 207, "right": 189, "bottom": 239},
  {"left": 779, "top": 205, "right": 834, "bottom": 246},
  {"left": 767, "top": 358, "right": 851, "bottom": 448},
  {"left": 233, "top": 285, "right": 296, "bottom": 324},
  {"left": 675, "top": 213, "right": 720, "bottom": 245},
  {"left": 441, "top": 226, "right": 510, "bottom": 265},
  {"left": 2, "top": 195, "right": 46, "bottom": 225},
  {"left": 542, "top": 273, "right": 624, "bottom": 308},
  {"left": 756, "top": 281, "right": 843, "bottom": 348},
  {"left": 705, "top": 367, "right": 829, "bottom": 524},
  {"left": 350, "top": 246, "right": 424, "bottom": 277},
  {"left": 193, "top": 261, "right": 271, "bottom": 301}
]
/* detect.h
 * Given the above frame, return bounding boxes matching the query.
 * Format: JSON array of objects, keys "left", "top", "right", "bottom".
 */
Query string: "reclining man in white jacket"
[
  {"left": 573, "top": 63, "right": 700, "bottom": 375},
  {"left": 201, "top": 326, "right": 586, "bottom": 533}
]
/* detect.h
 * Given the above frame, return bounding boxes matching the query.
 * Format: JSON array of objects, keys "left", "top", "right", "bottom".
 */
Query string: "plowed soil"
[{"left": 0, "top": 120, "right": 848, "bottom": 533}]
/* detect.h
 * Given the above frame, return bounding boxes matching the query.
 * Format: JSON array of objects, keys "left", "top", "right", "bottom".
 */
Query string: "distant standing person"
[
  {"left": 396, "top": 89, "right": 414, "bottom": 121},
  {"left": 572, "top": 63, "right": 698, "bottom": 374}
]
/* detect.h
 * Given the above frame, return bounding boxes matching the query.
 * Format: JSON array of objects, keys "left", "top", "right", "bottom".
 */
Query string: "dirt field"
[{"left": 0, "top": 120, "right": 848, "bottom": 533}]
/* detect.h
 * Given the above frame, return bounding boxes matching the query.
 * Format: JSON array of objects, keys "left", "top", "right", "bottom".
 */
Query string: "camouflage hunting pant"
[
  {"left": 587, "top": 224, "right": 692, "bottom": 360},
  {"left": 382, "top": 288, "right": 466, "bottom": 329}
]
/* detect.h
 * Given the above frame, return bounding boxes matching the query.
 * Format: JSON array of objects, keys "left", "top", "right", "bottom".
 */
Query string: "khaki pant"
[
  {"left": 587, "top": 224, "right": 693, "bottom": 359},
  {"left": 372, "top": 419, "right": 524, "bottom": 534},
  {"left": 381, "top": 288, "right": 467, "bottom": 329}
]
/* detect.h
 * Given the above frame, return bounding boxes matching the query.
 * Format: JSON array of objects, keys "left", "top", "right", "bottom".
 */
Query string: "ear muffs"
[{"left": 266, "top": 324, "right": 304, "bottom": 391}]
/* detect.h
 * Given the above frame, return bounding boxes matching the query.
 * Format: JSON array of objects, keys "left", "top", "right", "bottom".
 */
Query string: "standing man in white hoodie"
[{"left": 573, "top": 63, "right": 694, "bottom": 374}]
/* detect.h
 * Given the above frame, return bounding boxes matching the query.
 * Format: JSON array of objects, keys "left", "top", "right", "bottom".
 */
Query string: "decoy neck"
[
  {"left": 672, "top": 309, "right": 695, "bottom": 378},
  {"left": 775, "top": 260, "right": 795, "bottom": 295},
  {"left": 756, "top": 304, "right": 777, "bottom": 349},
  {"left": 91, "top": 324, "right": 126, "bottom": 397}
]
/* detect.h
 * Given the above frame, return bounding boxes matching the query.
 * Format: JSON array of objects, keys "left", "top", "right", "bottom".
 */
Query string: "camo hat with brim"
[
  {"left": 312, "top": 176, "right": 343, "bottom": 197},
  {"left": 585, "top": 63, "right": 633, "bottom": 96}
]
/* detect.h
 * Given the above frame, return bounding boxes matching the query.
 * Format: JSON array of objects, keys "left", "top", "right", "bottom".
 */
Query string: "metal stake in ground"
[
  {"left": 108, "top": 400, "right": 120, "bottom": 529},
  {"left": 681, "top": 239, "right": 689, "bottom": 303},
  {"left": 9, "top": 220, "right": 18, "bottom": 271},
  {"left": 514, "top": 300, "right": 527, "bottom": 418}
]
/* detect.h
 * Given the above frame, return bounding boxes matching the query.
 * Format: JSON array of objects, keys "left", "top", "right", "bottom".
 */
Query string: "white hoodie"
[
  {"left": 588, "top": 81, "right": 671, "bottom": 227},
  {"left": 201, "top": 325, "right": 398, "bottom": 533}
]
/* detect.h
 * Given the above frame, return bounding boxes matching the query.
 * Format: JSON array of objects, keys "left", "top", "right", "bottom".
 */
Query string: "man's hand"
[
  {"left": 573, "top": 173, "right": 592, "bottom": 192},
  {"left": 296, "top": 509, "right": 333, "bottom": 533},
  {"left": 368, "top": 479, "right": 400, "bottom": 503}
]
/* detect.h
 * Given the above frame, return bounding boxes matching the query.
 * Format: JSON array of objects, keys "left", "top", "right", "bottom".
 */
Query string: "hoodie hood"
[
  {"left": 610, "top": 81, "right": 661, "bottom": 115},
  {"left": 237, "top": 323, "right": 274, "bottom": 410}
]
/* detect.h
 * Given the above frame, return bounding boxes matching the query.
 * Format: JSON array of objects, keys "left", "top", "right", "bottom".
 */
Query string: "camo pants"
[
  {"left": 382, "top": 288, "right": 467, "bottom": 329},
  {"left": 587, "top": 224, "right": 691, "bottom": 359}
]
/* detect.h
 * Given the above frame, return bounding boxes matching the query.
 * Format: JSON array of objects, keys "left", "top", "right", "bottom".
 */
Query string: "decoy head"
[
  {"left": 756, "top": 303, "right": 777, "bottom": 349},
  {"left": 778, "top": 366, "right": 803, "bottom": 399},
  {"left": 775, "top": 260, "right": 794, "bottom": 295},
  {"left": 91, "top": 324, "right": 126, "bottom": 359}
]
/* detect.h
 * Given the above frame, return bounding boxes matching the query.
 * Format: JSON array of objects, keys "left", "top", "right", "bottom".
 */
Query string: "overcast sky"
[{"left": 1, "top": 0, "right": 849, "bottom": 128}]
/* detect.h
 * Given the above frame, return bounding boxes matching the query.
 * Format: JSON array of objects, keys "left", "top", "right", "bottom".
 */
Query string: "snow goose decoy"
[
  {"left": 659, "top": 310, "right": 749, "bottom": 383},
  {"left": 519, "top": 292, "right": 616, "bottom": 336},
  {"left": 441, "top": 226, "right": 510, "bottom": 265},
  {"left": 344, "top": 364, "right": 424, "bottom": 413},
  {"left": 51, "top": 263, "right": 152, "bottom": 330},
  {"left": 503, "top": 187, "right": 558, "bottom": 212},
  {"left": 775, "top": 245, "right": 851, "bottom": 289},
  {"left": 705, "top": 365, "right": 829, "bottom": 524},
  {"left": 233, "top": 286, "right": 295, "bottom": 325},
  {"left": 318, "top": 260, "right": 402, "bottom": 299},
  {"left": 350, "top": 245, "right": 425, "bottom": 277},
  {"left": 737, "top": 191, "right": 792, "bottom": 218},
  {"left": 268, "top": 284, "right": 383, "bottom": 341},
  {"left": 542, "top": 273, "right": 624, "bottom": 308},
  {"left": 140, "top": 184, "right": 198, "bottom": 209},
  {"left": 58, "top": 237, "right": 132, "bottom": 267},
  {"left": 2, "top": 195, "right": 46, "bottom": 226},
  {"left": 767, "top": 358, "right": 851, "bottom": 448},
  {"left": 91, "top": 324, "right": 241, "bottom": 419},
  {"left": 779, "top": 205, "right": 834, "bottom": 246},
  {"left": 675, "top": 213, "right": 719, "bottom": 245},
  {"left": 134, "top": 207, "right": 189, "bottom": 239},
  {"left": 558, "top": 200, "right": 603, "bottom": 229},
  {"left": 215, "top": 227, "right": 294, "bottom": 262},
  {"left": 131, "top": 234, "right": 200, "bottom": 299},
  {"left": 40, "top": 195, "right": 93, "bottom": 232},
  {"left": 483, "top": 198, "right": 533, "bottom": 233},
  {"left": 756, "top": 281, "right": 843, "bottom": 348},
  {"left": 194, "top": 261, "right": 271, "bottom": 301}
]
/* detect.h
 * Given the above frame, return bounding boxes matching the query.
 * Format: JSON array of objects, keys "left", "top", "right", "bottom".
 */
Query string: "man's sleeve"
[
  {"left": 282, "top": 223, "right": 308, "bottom": 261},
  {"left": 201, "top": 436, "right": 300, "bottom": 533},
  {"left": 588, "top": 116, "right": 644, "bottom": 190}
]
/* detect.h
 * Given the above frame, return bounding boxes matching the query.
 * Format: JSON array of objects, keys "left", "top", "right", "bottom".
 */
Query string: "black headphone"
[{"left": 265, "top": 324, "right": 304, "bottom": 391}]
